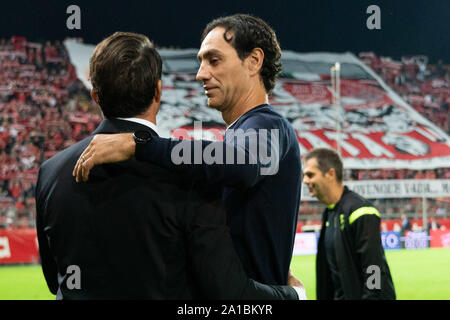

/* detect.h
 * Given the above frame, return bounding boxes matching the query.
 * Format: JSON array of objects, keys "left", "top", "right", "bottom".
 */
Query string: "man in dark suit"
[{"left": 36, "top": 32, "right": 303, "bottom": 299}]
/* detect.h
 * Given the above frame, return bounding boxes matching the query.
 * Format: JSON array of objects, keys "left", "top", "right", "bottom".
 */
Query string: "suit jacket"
[
  {"left": 316, "top": 187, "right": 396, "bottom": 300},
  {"left": 35, "top": 118, "right": 298, "bottom": 300},
  {"left": 134, "top": 104, "right": 302, "bottom": 285}
]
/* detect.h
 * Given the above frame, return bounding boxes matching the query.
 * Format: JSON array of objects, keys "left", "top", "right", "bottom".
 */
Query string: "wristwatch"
[
  {"left": 133, "top": 130, "right": 153, "bottom": 144},
  {"left": 133, "top": 130, "right": 152, "bottom": 160}
]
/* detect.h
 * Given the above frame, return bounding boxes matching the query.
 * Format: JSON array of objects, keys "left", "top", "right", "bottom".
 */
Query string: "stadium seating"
[
  {"left": 358, "top": 52, "right": 449, "bottom": 135},
  {"left": 0, "top": 37, "right": 101, "bottom": 228}
]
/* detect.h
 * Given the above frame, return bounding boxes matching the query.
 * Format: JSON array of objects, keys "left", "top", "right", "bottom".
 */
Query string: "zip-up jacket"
[{"left": 316, "top": 186, "right": 396, "bottom": 300}]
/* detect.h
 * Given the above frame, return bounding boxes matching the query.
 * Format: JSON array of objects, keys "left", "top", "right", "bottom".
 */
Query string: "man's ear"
[
  {"left": 154, "top": 80, "right": 162, "bottom": 103},
  {"left": 90, "top": 88, "right": 99, "bottom": 105},
  {"left": 325, "top": 168, "right": 336, "bottom": 181},
  {"left": 247, "top": 48, "right": 264, "bottom": 76}
]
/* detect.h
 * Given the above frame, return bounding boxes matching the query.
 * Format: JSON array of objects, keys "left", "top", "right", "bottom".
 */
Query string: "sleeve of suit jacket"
[
  {"left": 135, "top": 117, "right": 287, "bottom": 189},
  {"left": 136, "top": 137, "right": 260, "bottom": 188},
  {"left": 35, "top": 168, "right": 59, "bottom": 295},
  {"left": 184, "top": 185, "right": 298, "bottom": 300}
]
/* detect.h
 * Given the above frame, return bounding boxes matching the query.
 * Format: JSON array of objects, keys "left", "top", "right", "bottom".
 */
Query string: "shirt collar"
[
  {"left": 116, "top": 117, "right": 158, "bottom": 134},
  {"left": 326, "top": 186, "right": 349, "bottom": 210},
  {"left": 226, "top": 115, "right": 242, "bottom": 131},
  {"left": 225, "top": 104, "right": 269, "bottom": 131}
]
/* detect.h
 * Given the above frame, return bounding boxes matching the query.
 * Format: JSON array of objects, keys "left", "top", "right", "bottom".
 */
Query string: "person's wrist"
[
  {"left": 133, "top": 130, "right": 152, "bottom": 160},
  {"left": 127, "top": 133, "right": 136, "bottom": 158},
  {"left": 292, "top": 286, "right": 307, "bottom": 300}
]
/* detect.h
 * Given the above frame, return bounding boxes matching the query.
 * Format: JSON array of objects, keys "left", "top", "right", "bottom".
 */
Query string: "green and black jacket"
[{"left": 316, "top": 186, "right": 396, "bottom": 300}]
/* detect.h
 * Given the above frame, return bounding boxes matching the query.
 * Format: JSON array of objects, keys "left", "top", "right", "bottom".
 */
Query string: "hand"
[
  {"left": 72, "top": 133, "right": 135, "bottom": 182},
  {"left": 287, "top": 269, "right": 307, "bottom": 300},
  {"left": 287, "top": 269, "right": 304, "bottom": 288}
]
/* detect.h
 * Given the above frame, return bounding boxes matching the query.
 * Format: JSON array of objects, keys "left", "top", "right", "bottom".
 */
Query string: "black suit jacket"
[{"left": 35, "top": 119, "right": 298, "bottom": 300}]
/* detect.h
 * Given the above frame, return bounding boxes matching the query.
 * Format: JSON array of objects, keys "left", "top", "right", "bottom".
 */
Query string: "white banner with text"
[{"left": 301, "top": 179, "right": 450, "bottom": 201}]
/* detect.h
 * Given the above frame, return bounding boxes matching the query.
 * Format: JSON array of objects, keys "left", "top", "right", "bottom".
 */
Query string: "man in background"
[
  {"left": 302, "top": 148, "right": 395, "bottom": 300},
  {"left": 400, "top": 213, "right": 412, "bottom": 236}
]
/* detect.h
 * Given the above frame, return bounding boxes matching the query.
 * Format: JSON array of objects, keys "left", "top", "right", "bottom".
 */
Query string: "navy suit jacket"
[{"left": 136, "top": 104, "right": 302, "bottom": 284}]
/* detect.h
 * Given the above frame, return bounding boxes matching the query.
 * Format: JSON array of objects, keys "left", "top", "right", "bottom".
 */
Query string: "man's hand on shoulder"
[{"left": 73, "top": 133, "right": 135, "bottom": 182}]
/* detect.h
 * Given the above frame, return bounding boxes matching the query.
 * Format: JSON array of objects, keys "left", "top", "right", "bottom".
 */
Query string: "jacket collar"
[
  {"left": 326, "top": 186, "right": 350, "bottom": 210},
  {"left": 92, "top": 118, "right": 158, "bottom": 137}
]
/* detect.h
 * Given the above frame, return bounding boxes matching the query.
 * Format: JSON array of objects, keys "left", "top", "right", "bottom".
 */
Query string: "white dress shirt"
[{"left": 116, "top": 117, "right": 158, "bottom": 135}]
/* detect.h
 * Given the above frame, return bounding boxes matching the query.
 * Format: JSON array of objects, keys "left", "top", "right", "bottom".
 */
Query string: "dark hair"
[
  {"left": 201, "top": 14, "right": 282, "bottom": 94},
  {"left": 89, "top": 32, "right": 162, "bottom": 118},
  {"left": 304, "top": 148, "right": 343, "bottom": 183}
]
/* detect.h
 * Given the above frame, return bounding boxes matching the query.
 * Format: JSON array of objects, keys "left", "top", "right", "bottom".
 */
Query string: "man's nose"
[{"left": 196, "top": 62, "right": 209, "bottom": 82}]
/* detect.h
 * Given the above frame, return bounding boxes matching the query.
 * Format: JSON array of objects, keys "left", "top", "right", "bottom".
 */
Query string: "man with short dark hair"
[
  {"left": 303, "top": 148, "right": 396, "bottom": 300},
  {"left": 74, "top": 14, "right": 302, "bottom": 287},
  {"left": 36, "top": 32, "right": 303, "bottom": 299},
  {"left": 89, "top": 32, "right": 162, "bottom": 119}
]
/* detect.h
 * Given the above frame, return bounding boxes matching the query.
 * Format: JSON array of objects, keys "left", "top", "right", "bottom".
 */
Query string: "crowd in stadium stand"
[
  {"left": 0, "top": 37, "right": 448, "bottom": 229},
  {"left": 359, "top": 52, "right": 450, "bottom": 135},
  {"left": 0, "top": 36, "right": 101, "bottom": 228}
]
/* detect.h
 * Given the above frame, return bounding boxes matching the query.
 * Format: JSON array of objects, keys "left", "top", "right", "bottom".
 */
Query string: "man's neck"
[
  {"left": 134, "top": 106, "right": 157, "bottom": 126},
  {"left": 222, "top": 86, "right": 268, "bottom": 126},
  {"left": 134, "top": 115, "right": 157, "bottom": 126},
  {"left": 324, "top": 184, "right": 345, "bottom": 207},
  {"left": 116, "top": 107, "right": 158, "bottom": 133},
  {"left": 116, "top": 116, "right": 158, "bottom": 134}
]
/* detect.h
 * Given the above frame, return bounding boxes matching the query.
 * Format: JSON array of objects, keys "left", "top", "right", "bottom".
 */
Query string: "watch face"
[{"left": 134, "top": 130, "right": 152, "bottom": 142}]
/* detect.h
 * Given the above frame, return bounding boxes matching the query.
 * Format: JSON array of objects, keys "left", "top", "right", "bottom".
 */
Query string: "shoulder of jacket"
[
  {"left": 340, "top": 190, "right": 372, "bottom": 213},
  {"left": 341, "top": 190, "right": 380, "bottom": 225}
]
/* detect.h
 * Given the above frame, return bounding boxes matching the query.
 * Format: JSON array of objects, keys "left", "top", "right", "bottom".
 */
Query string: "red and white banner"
[
  {"left": 271, "top": 53, "right": 450, "bottom": 169},
  {"left": 430, "top": 229, "right": 450, "bottom": 248},
  {"left": 64, "top": 39, "right": 95, "bottom": 90},
  {"left": 0, "top": 228, "right": 39, "bottom": 264},
  {"left": 65, "top": 44, "right": 450, "bottom": 170},
  {"left": 293, "top": 232, "right": 318, "bottom": 255}
]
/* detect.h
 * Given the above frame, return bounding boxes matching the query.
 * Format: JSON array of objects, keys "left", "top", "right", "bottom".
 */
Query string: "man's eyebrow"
[{"left": 197, "top": 49, "right": 224, "bottom": 62}]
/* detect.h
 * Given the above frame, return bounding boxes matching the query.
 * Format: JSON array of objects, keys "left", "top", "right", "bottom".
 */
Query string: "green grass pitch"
[
  {"left": 0, "top": 248, "right": 449, "bottom": 300},
  {"left": 290, "top": 247, "right": 450, "bottom": 300}
]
